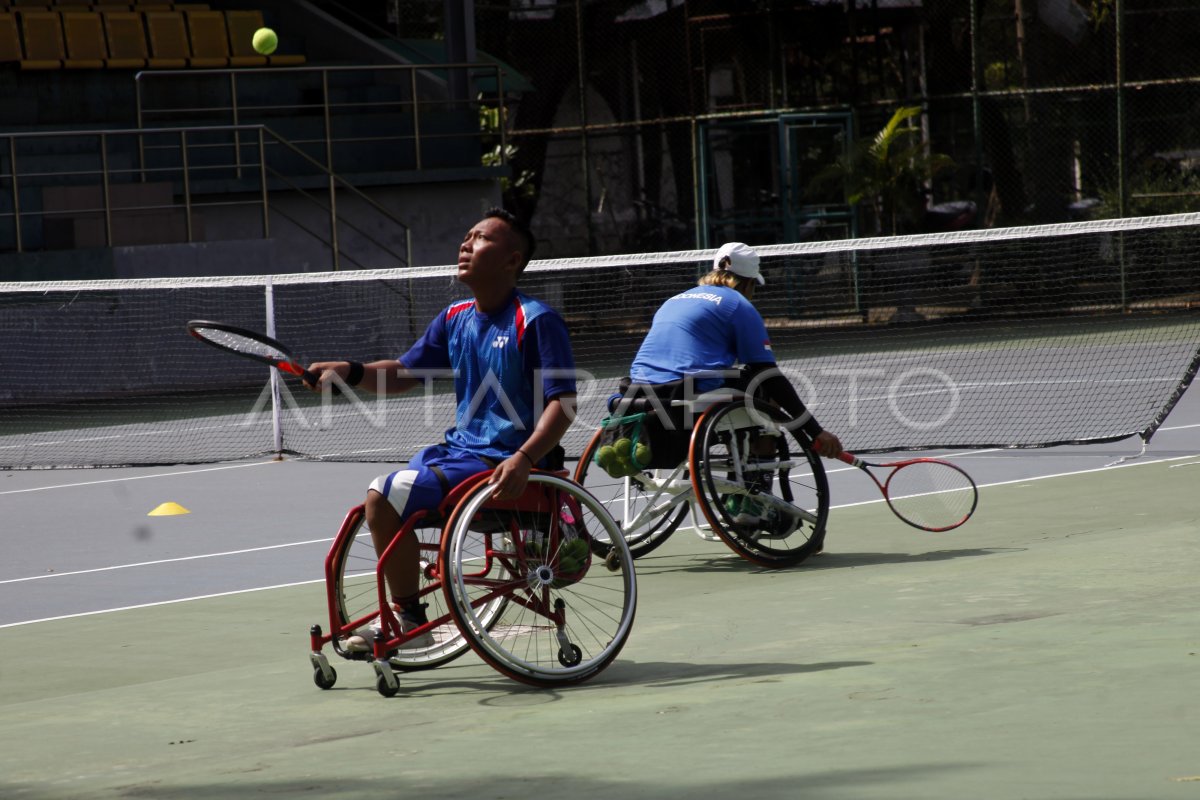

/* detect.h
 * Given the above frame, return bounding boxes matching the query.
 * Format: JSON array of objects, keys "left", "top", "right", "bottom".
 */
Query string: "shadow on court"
[{"left": 633, "top": 545, "right": 1017, "bottom": 576}]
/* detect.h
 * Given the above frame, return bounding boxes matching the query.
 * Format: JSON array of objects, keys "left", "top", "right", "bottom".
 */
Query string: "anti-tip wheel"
[
  {"left": 313, "top": 665, "right": 337, "bottom": 690},
  {"left": 375, "top": 673, "right": 399, "bottom": 697},
  {"left": 557, "top": 644, "right": 583, "bottom": 667}
]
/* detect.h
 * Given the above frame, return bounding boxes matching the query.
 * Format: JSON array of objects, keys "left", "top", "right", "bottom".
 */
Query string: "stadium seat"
[
  {"left": 62, "top": 11, "right": 106, "bottom": 68},
  {"left": 18, "top": 10, "right": 65, "bottom": 69},
  {"left": 0, "top": 12, "right": 21, "bottom": 62},
  {"left": 101, "top": 10, "right": 147, "bottom": 67},
  {"left": 225, "top": 9, "right": 304, "bottom": 67},
  {"left": 142, "top": 10, "right": 189, "bottom": 67},
  {"left": 182, "top": 9, "right": 231, "bottom": 67}
]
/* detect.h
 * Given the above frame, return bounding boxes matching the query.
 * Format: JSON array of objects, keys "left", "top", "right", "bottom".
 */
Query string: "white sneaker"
[{"left": 342, "top": 613, "right": 434, "bottom": 653}]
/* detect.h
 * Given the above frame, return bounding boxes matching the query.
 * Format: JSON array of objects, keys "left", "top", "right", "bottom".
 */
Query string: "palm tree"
[{"left": 812, "top": 106, "right": 955, "bottom": 236}]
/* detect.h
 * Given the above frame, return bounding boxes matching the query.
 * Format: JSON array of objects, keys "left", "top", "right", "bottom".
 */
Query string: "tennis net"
[{"left": 3, "top": 212, "right": 1199, "bottom": 468}]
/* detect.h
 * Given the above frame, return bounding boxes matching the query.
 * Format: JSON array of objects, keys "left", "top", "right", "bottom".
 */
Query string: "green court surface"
[{"left": 1, "top": 456, "right": 1198, "bottom": 799}]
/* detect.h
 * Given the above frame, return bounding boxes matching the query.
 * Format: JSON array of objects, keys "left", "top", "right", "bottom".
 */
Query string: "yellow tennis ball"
[
  {"left": 613, "top": 438, "right": 632, "bottom": 457},
  {"left": 634, "top": 442, "right": 652, "bottom": 465},
  {"left": 562, "top": 538, "right": 589, "bottom": 560},
  {"left": 252, "top": 27, "right": 278, "bottom": 55}
]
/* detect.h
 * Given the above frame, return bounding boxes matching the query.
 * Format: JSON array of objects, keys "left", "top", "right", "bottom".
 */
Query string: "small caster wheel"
[
  {"left": 376, "top": 673, "right": 399, "bottom": 697},
  {"left": 313, "top": 666, "right": 337, "bottom": 690},
  {"left": 604, "top": 548, "right": 622, "bottom": 572},
  {"left": 557, "top": 643, "right": 582, "bottom": 667}
]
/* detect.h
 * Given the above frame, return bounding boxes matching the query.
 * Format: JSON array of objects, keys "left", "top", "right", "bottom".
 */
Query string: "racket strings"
[
  {"left": 196, "top": 327, "right": 288, "bottom": 360},
  {"left": 885, "top": 461, "right": 976, "bottom": 530}
]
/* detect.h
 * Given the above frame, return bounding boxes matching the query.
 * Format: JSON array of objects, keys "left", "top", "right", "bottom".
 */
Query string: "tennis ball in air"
[
  {"left": 252, "top": 27, "right": 278, "bottom": 55},
  {"left": 634, "top": 442, "right": 652, "bottom": 465},
  {"left": 613, "top": 438, "right": 632, "bottom": 457}
]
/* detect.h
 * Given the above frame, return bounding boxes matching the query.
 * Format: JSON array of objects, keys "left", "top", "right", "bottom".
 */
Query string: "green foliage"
[
  {"left": 808, "top": 106, "right": 955, "bottom": 236},
  {"left": 479, "top": 101, "right": 537, "bottom": 202},
  {"left": 1094, "top": 167, "right": 1200, "bottom": 219}
]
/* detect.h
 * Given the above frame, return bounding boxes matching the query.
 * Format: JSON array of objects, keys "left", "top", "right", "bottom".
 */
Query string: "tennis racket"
[
  {"left": 836, "top": 452, "right": 978, "bottom": 532},
  {"left": 187, "top": 320, "right": 334, "bottom": 392}
]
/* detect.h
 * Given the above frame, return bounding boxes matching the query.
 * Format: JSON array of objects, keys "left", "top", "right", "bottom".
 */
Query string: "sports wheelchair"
[
  {"left": 309, "top": 470, "right": 637, "bottom": 696},
  {"left": 574, "top": 390, "right": 830, "bottom": 568}
]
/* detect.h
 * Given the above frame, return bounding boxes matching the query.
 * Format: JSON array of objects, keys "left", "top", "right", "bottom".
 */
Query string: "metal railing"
[
  {"left": 0, "top": 124, "right": 412, "bottom": 270},
  {"left": 133, "top": 62, "right": 510, "bottom": 179}
]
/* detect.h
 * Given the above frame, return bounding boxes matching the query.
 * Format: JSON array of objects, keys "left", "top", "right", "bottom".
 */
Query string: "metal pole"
[
  {"left": 323, "top": 70, "right": 340, "bottom": 270},
  {"left": 180, "top": 129, "right": 193, "bottom": 242},
  {"left": 575, "top": 0, "right": 593, "bottom": 255},
  {"left": 135, "top": 77, "right": 146, "bottom": 183},
  {"left": 970, "top": 0, "right": 985, "bottom": 223},
  {"left": 100, "top": 132, "right": 113, "bottom": 247},
  {"left": 410, "top": 68, "right": 423, "bottom": 170},
  {"left": 259, "top": 127, "right": 270, "bottom": 238},
  {"left": 1115, "top": 0, "right": 1127, "bottom": 309},
  {"left": 8, "top": 137, "right": 22, "bottom": 252},
  {"left": 231, "top": 71, "right": 242, "bottom": 180},
  {"left": 265, "top": 278, "right": 284, "bottom": 459}
]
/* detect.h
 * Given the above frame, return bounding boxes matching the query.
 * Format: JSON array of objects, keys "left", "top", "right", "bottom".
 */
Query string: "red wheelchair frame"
[{"left": 309, "top": 469, "right": 637, "bottom": 696}]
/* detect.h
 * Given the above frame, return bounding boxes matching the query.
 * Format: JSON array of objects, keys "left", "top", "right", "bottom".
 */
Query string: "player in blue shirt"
[
  {"left": 625, "top": 241, "right": 842, "bottom": 529},
  {"left": 307, "top": 209, "right": 576, "bottom": 649}
]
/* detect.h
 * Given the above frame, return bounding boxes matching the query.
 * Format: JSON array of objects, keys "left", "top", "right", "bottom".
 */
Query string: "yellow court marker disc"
[{"left": 148, "top": 502, "right": 191, "bottom": 516}]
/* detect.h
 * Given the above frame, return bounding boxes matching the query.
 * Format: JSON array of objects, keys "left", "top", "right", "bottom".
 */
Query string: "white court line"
[
  {"left": 4, "top": 445, "right": 1198, "bottom": 630},
  {"left": 0, "top": 459, "right": 280, "bottom": 495},
  {"left": 0, "top": 579, "right": 324, "bottom": 629},
  {"left": 0, "top": 537, "right": 334, "bottom": 585}
]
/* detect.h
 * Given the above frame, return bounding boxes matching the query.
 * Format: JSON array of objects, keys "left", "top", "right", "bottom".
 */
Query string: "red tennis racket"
[
  {"left": 836, "top": 452, "right": 978, "bottom": 532},
  {"left": 187, "top": 320, "right": 335, "bottom": 392}
]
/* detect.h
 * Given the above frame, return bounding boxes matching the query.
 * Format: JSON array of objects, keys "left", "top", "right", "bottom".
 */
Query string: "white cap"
[{"left": 713, "top": 242, "right": 764, "bottom": 285}]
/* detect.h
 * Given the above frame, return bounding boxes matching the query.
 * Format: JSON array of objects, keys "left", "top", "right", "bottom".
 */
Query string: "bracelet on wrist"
[{"left": 515, "top": 449, "right": 535, "bottom": 467}]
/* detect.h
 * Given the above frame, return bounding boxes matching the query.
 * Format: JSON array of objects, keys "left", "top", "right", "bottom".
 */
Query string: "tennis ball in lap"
[
  {"left": 252, "top": 27, "right": 278, "bottom": 55},
  {"left": 562, "top": 538, "right": 589, "bottom": 560},
  {"left": 597, "top": 445, "right": 616, "bottom": 467}
]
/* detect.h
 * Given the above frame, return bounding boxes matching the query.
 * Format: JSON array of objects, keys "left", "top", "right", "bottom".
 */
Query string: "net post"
[{"left": 264, "top": 278, "right": 284, "bottom": 460}]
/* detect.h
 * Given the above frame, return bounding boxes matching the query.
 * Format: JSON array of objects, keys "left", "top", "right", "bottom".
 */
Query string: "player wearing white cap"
[{"left": 621, "top": 242, "right": 843, "bottom": 531}]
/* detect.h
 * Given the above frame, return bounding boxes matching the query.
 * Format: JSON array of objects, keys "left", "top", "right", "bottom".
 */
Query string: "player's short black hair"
[{"left": 483, "top": 207, "right": 536, "bottom": 270}]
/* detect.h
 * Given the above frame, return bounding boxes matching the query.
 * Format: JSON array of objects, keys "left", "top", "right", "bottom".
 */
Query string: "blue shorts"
[{"left": 368, "top": 444, "right": 494, "bottom": 519}]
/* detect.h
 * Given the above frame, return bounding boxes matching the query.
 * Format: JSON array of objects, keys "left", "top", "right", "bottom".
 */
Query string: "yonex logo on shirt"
[
  {"left": 492, "top": 335, "right": 510, "bottom": 348},
  {"left": 669, "top": 291, "right": 723, "bottom": 305}
]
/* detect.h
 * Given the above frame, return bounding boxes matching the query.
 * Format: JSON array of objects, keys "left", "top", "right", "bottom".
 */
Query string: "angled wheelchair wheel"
[
  {"left": 574, "top": 428, "right": 689, "bottom": 559},
  {"left": 331, "top": 510, "right": 500, "bottom": 671},
  {"left": 440, "top": 472, "right": 637, "bottom": 687},
  {"left": 690, "top": 401, "right": 829, "bottom": 568}
]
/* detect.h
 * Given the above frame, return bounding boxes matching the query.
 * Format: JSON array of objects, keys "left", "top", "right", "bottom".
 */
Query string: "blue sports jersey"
[
  {"left": 400, "top": 290, "right": 576, "bottom": 459},
  {"left": 630, "top": 285, "right": 774, "bottom": 392}
]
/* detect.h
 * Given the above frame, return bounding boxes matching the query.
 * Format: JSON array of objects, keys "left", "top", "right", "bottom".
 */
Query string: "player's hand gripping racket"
[
  {"left": 187, "top": 320, "right": 338, "bottom": 393},
  {"left": 836, "top": 452, "right": 978, "bottom": 532}
]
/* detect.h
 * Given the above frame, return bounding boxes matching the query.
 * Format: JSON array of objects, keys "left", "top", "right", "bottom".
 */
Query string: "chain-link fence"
[{"left": 396, "top": 0, "right": 1200, "bottom": 258}]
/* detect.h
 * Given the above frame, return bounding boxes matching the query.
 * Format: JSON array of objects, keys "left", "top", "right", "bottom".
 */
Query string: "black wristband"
[
  {"left": 345, "top": 361, "right": 365, "bottom": 387},
  {"left": 515, "top": 449, "right": 535, "bottom": 466}
]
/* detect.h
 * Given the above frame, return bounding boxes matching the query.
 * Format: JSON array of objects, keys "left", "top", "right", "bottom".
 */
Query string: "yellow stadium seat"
[
  {"left": 101, "top": 10, "right": 146, "bottom": 67},
  {"left": 18, "top": 10, "right": 65, "bottom": 69},
  {"left": 142, "top": 9, "right": 188, "bottom": 67},
  {"left": 181, "top": 9, "right": 229, "bottom": 67},
  {"left": 0, "top": 11, "right": 22, "bottom": 62},
  {"left": 62, "top": 11, "right": 107, "bottom": 68}
]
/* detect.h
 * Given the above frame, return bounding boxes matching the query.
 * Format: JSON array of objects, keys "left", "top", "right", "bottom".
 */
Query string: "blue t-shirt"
[
  {"left": 630, "top": 285, "right": 774, "bottom": 392},
  {"left": 400, "top": 291, "right": 576, "bottom": 459}
]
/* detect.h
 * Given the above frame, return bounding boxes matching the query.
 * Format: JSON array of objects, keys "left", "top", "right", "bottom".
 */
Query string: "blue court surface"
[{"left": 1, "top": 387, "right": 1198, "bottom": 799}]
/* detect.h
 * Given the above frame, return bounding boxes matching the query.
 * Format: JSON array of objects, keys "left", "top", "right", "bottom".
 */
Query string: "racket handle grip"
[
  {"left": 812, "top": 438, "right": 860, "bottom": 466},
  {"left": 301, "top": 369, "right": 342, "bottom": 396},
  {"left": 835, "top": 451, "right": 863, "bottom": 467}
]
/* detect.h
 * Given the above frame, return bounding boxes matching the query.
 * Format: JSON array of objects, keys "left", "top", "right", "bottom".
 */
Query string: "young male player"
[{"left": 307, "top": 208, "right": 576, "bottom": 649}]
